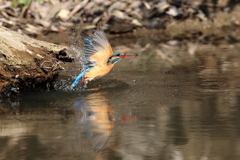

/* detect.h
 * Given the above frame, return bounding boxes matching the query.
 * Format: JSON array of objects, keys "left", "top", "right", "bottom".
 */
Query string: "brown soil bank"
[{"left": 0, "top": 26, "right": 73, "bottom": 96}]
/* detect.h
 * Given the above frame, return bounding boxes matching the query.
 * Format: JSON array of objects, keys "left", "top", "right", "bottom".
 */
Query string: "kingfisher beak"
[{"left": 119, "top": 54, "right": 138, "bottom": 58}]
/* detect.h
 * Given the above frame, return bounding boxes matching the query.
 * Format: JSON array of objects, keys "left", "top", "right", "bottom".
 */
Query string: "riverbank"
[{"left": 0, "top": 0, "right": 240, "bottom": 41}]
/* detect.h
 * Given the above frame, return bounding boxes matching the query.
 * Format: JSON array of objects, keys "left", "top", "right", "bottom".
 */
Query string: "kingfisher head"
[{"left": 109, "top": 52, "right": 138, "bottom": 64}]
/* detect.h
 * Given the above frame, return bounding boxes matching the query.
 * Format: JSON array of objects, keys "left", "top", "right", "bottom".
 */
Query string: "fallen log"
[{"left": 0, "top": 26, "right": 73, "bottom": 95}]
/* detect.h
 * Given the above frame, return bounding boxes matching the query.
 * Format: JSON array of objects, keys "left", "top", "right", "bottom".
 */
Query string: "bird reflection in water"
[{"left": 75, "top": 92, "right": 114, "bottom": 152}]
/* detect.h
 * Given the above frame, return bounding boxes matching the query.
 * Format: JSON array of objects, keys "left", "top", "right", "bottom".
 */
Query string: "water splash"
[{"left": 57, "top": 28, "right": 88, "bottom": 91}]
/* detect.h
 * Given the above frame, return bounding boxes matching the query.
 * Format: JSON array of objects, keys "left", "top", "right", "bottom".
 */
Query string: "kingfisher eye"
[{"left": 112, "top": 53, "right": 120, "bottom": 57}]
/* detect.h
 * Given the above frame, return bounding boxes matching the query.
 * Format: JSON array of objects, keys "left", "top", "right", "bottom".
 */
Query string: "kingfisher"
[{"left": 71, "top": 29, "right": 138, "bottom": 87}]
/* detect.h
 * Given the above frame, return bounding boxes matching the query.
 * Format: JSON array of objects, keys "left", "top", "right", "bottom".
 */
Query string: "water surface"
[{"left": 1, "top": 37, "right": 240, "bottom": 160}]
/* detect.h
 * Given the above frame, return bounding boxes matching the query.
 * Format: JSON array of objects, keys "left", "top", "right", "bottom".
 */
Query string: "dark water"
[{"left": 1, "top": 37, "right": 240, "bottom": 160}]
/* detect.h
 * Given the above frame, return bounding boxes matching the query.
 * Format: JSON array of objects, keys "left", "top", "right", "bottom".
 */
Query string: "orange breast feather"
[{"left": 85, "top": 63, "right": 114, "bottom": 80}]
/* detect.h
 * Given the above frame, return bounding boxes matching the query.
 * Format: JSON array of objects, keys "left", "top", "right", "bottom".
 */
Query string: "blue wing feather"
[
  {"left": 81, "top": 32, "right": 96, "bottom": 60},
  {"left": 83, "top": 34, "right": 92, "bottom": 44}
]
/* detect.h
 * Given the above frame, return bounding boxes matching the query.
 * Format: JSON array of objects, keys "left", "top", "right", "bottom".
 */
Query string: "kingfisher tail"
[
  {"left": 71, "top": 71, "right": 86, "bottom": 87},
  {"left": 71, "top": 66, "right": 92, "bottom": 87}
]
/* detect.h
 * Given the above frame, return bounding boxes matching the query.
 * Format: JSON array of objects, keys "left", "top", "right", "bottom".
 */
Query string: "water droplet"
[{"left": 46, "top": 83, "right": 50, "bottom": 91}]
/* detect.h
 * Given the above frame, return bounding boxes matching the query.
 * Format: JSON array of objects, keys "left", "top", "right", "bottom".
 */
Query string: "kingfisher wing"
[{"left": 82, "top": 30, "right": 113, "bottom": 66}]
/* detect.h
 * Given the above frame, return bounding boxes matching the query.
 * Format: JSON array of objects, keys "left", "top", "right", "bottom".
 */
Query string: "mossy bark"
[{"left": 0, "top": 26, "right": 73, "bottom": 95}]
